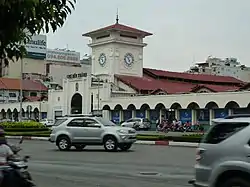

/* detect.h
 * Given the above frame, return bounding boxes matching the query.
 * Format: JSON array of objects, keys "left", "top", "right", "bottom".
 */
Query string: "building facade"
[
  {"left": 46, "top": 19, "right": 250, "bottom": 126},
  {"left": 187, "top": 56, "right": 250, "bottom": 82},
  {"left": 0, "top": 78, "right": 48, "bottom": 120}
]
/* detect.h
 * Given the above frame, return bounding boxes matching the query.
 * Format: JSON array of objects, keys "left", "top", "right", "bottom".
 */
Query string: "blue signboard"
[
  {"left": 136, "top": 110, "right": 145, "bottom": 118},
  {"left": 150, "top": 110, "right": 158, "bottom": 122},
  {"left": 111, "top": 111, "right": 120, "bottom": 123},
  {"left": 197, "top": 109, "right": 209, "bottom": 121},
  {"left": 41, "top": 112, "right": 47, "bottom": 119},
  {"left": 179, "top": 109, "right": 192, "bottom": 123},
  {"left": 123, "top": 110, "right": 132, "bottom": 121},
  {"left": 214, "top": 109, "right": 228, "bottom": 118}
]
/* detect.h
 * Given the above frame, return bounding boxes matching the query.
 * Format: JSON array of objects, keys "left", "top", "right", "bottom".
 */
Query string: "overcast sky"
[{"left": 46, "top": 0, "right": 250, "bottom": 72}]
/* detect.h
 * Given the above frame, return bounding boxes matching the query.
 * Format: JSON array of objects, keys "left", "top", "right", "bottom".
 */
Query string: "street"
[{"left": 9, "top": 139, "right": 196, "bottom": 187}]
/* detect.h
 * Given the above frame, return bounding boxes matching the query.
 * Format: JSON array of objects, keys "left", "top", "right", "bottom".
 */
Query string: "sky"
[{"left": 46, "top": 0, "right": 250, "bottom": 72}]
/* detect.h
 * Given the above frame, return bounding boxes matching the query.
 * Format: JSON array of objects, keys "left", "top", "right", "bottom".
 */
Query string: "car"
[
  {"left": 40, "top": 119, "right": 54, "bottom": 127},
  {"left": 49, "top": 116, "right": 137, "bottom": 152},
  {"left": 190, "top": 116, "right": 250, "bottom": 187},
  {"left": 121, "top": 118, "right": 151, "bottom": 130}
]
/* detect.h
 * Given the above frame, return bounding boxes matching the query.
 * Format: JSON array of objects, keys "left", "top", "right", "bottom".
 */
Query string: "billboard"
[
  {"left": 25, "top": 35, "right": 47, "bottom": 60},
  {"left": 46, "top": 49, "right": 80, "bottom": 63}
]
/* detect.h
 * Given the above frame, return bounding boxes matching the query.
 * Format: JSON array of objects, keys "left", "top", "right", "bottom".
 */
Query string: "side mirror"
[{"left": 19, "top": 136, "right": 24, "bottom": 144}]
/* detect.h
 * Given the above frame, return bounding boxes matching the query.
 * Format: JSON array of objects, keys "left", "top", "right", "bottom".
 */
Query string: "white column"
[
  {"left": 228, "top": 109, "right": 233, "bottom": 115},
  {"left": 159, "top": 109, "right": 163, "bottom": 121},
  {"left": 209, "top": 109, "right": 214, "bottom": 125},
  {"left": 146, "top": 110, "right": 150, "bottom": 118},
  {"left": 102, "top": 110, "right": 109, "bottom": 119},
  {"left": 119, "top": 110, "right": 123, "bottom": 122},
  {"left": 132, "top": 110, "right": 136, "bottom": 118},
  {"left": 191, "top": 110, "right": 196, "bottom": 125},
  {"left": 175, "top": 109, "right": 179, "bottom": 120}
]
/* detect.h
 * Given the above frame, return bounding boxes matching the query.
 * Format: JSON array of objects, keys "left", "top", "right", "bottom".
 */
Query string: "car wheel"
[
  {"left": 103, "top": 136, "right": 118, "bottom": 152},
  {"left": 221, "top": 177, "right": 250, "bottom": 187},
  {"left": 119, "top": 143, "right": 132, "bottom": 151},
  {"left": 74, "top": 144, "right": 86, "bottom": 150},
  {"left": 57, "top": 136, "right": 71, "bottom": 151}
]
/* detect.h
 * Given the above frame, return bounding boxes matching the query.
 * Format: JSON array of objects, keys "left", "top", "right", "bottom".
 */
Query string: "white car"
[
  {"left": 121, "top": 118, "right": 151, "bottom": 131},
  {"left": 40, "top": 119, "right": 54, "bottom": 127}
]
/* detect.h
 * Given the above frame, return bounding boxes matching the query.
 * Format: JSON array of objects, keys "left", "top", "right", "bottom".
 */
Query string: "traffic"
[{"left": 0, "top": 114, "right": 250, "bottom": 187}]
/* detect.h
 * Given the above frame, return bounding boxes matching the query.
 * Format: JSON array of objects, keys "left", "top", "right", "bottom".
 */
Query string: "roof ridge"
[{"left": 144, "top": 67, "right": 239, "bottom": 78}]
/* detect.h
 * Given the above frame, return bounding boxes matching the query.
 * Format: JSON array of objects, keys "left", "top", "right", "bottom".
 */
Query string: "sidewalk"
[{"left": 6, "top": 136, "right": 198, "bottom": 148}]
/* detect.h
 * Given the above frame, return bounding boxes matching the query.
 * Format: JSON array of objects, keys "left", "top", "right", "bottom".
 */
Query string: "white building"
[
  {"left": 47, "top": 18, "right": 250, "bottom": 127},
  {"left": 187, "top": 56, "right": 250, "bottom": 82}
]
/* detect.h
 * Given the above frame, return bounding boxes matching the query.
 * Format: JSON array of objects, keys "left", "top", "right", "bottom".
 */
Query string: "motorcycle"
[
  {"left": 2, "top": 137, "right": 35, "bottom": 187},
  {"left": 132, "top": 122, "right": 140, "bottom": 131}
]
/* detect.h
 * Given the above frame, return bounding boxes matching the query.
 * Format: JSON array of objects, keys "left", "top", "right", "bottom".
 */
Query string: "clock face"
[
  {"left": 124, "top": 53, "right": 134, "bottom": 67},
  {"left": 98, "top": 53, "right": 106, "bottom": 66}
]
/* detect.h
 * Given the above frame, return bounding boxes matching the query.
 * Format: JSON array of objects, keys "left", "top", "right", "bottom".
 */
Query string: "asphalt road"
[{"left": 8, "top": 139, "right": 196, "bottom": 187}]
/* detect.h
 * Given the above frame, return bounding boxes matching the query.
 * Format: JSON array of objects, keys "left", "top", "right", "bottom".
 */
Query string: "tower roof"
[{"left": 82, "top": 23, "right": 152, "bottom": 37}]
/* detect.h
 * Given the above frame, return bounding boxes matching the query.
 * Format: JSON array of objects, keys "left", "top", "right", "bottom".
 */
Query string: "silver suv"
[
  {"left": 49, "top": 116, "right": 137, "bottom": 152},
  {"left": 190, "top": 117, "right": 250, "bottom": 187}
]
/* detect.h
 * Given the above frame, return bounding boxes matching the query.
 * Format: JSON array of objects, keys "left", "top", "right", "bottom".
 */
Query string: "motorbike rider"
[{"left": 0, "top": 128, "right": 14, "bottom": 186}]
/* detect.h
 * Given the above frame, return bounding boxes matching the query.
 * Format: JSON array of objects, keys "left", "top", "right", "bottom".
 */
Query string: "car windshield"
[
  {"left": 54, "top": 119, "right": 67, "bottom": 126},
  {"left": 96, "top": 117, "right": 116, "bottom": 126}
]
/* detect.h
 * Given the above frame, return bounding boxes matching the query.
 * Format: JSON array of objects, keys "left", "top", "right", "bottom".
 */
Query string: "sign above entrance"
[{"left": 66, "top": 72, "right": 88, "bottom": 79}]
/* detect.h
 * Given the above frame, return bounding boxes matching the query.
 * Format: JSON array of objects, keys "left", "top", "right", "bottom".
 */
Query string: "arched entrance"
[
  {"left": 71, "top": 93, "right": 82, "bottom": 114},
  {"left": 1, "top": 109, "right": 6, "bottom": 119},
  {"left": 7, "top": 109, "right": 11, "bottom": 119},
  {"left": 33, "top": 108, "right": 39, "bottom": 120},
  {"left": 13, "top": 108, "right": 18, "bottom": 121}
]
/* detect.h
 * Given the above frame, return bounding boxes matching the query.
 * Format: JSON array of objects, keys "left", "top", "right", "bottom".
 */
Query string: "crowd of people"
[{"left": 156, "top": 116, "right": 204, "bottom": 133}]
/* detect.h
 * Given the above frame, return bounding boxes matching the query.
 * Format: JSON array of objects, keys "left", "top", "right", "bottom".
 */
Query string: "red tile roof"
[
  {"left": 144, "top": 68, "right": 243, "bottom": 84},
  {"left": 82, "top": 23, "right": 152, "bottom": 37},
  {"left": 115, "top": 74, "right": 242, "bottom": 94},
  {"left": 0, "top": 78, "right": 48, "bottom": 91},
  {"left": 191, "top": 84, "right": 239, "bottom": 92},
  {"left": 23, "top": 96, "right": 48, "bottom": 102}
]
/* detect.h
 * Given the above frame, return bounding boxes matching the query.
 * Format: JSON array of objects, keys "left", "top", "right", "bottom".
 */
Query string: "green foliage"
[
  {"left": 0, "top": 0, "right": 76, "bottom": 65},
  {"left": 0, "top": 121, "right": 46, "bottom": 128}
]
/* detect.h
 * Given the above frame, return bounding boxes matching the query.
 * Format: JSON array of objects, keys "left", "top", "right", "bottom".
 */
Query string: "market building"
[{"left": 47, "top": 18, "right": 250, "bottom": 126}]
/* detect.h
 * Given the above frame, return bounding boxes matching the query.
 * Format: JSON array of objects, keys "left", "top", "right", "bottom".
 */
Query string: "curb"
[{"left": 6, "top": 136, "right": 198, "bottom": 147}]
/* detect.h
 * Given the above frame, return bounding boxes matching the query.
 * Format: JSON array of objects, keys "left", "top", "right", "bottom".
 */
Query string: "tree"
[{"left": 0, "top": 0, "right": 76, "bottom": 68}]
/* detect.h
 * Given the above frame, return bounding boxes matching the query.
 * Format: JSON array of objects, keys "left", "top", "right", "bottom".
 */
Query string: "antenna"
[{"left": 116, "top": 8, "right": 119, "bottom": 24}]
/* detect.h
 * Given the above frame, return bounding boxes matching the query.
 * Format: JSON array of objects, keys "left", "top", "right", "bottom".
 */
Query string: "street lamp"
[{"left": 19, "top": 58, "right": 23, "bottom": 121}]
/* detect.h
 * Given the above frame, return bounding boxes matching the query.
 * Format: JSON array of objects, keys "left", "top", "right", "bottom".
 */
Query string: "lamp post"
[{"left": 19, "top": 59, "right": 23, "bottom": 121}]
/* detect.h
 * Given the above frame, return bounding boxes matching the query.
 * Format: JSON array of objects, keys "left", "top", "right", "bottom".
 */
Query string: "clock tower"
[{"left": 82, "top": 16, "right": 152, "bottom": 82}]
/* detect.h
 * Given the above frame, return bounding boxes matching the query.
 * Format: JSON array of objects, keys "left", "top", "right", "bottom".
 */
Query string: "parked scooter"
[{"left": 2, "top": 137, "right": 35, "bottom": 187}]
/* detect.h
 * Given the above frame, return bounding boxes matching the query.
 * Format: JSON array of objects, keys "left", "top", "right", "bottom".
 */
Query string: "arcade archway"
[{"left": 71, "top": 93, "right": 82, "bottom": 114}]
